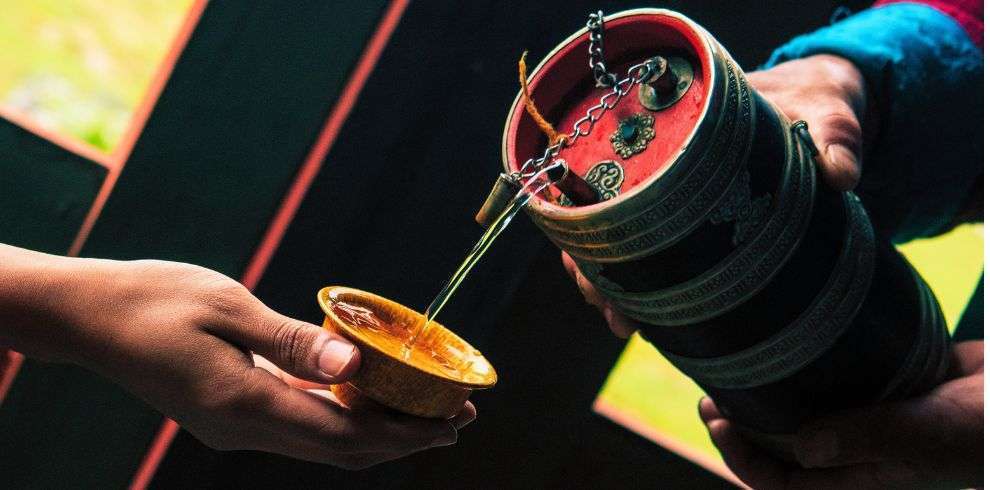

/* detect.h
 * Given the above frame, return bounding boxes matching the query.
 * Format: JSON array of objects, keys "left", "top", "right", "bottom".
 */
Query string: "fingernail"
[
  {"left": 434, "top": 428, "right": 458, "bottom": 447},
  {"left": 824, "top": 144, "right": 860, "bottom": 189},
  {"left": 318, "top": 338, "right": 357, "bottom": 379},
  {"left": 454, "top": 411, "right": 476, "bottom": 430},
  {"left": 704, "top": 419, "right": 722, "bottom": 436},
  {"left": 797, "top": 428, "right": 838, "bottom": 467},
  {"left": 603, "top": 305, "right": 614, "bottom": 324}
]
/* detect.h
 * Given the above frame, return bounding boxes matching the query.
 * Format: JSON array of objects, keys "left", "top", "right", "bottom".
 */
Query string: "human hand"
[
  {"left": 44, "top": 257, "right": 474, "bottom": 469},
  {"left": 747, "top": 54, "right": 869, "bottom": 191},
  {"left": 561, "top": 54, "right": 870, "bottom": 339},
  {"left": 701, "top": 340, "right": 983, "bottom": 489}
]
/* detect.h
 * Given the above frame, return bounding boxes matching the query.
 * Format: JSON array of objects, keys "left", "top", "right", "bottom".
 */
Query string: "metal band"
[
  {"left": 535, "top": 51, "right": 754, "bottom": 262},
  {"left": 658, "top": 192, "right": 876, "bottom": 389},
  {"left": 874, "top": 267, "right": 948, "bottom": 401},
  {"left": 590, "top": 121, "right": 814, "bottom": 325}
]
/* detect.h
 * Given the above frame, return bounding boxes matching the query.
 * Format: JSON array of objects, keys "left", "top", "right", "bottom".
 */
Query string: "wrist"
[{"left": 0, "top": 245, "right": 121, "bottom": 366}]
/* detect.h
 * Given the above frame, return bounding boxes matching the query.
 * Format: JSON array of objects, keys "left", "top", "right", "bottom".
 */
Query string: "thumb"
[
  {"left": 807, "top": 108, "right": 863, "bottom": 191},
  {"left": 218, "top": 304, "right": 361, "bottom": 384},
  {"left": 265, "top": 314, "right": 361, "bottom": 384}
]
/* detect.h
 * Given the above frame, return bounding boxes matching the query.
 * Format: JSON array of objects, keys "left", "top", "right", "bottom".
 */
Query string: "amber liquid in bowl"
[{"left": 327, "top": 294, "right": 494, "bottom": 386}]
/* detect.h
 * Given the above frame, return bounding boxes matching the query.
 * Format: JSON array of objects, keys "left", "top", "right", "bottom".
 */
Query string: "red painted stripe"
[
  {"left": 874, "top": 0, "right": 984, "bottom": 47},
  {"left": 68, "top": 0, "right": 208, "bottom": 258},
  {"left": 128, "top": 1, "right": 410, "bottom": 488},
  {"left": 239, "top": 0, "right": 410, "bottom": 290}
]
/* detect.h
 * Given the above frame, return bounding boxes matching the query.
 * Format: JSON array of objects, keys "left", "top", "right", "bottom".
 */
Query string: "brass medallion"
[
  {"left": 585, "top": 160, "right": 625, "bottom": 200},
  {"left": 610, "top": 113, "right": 655, "bottom": 159}
]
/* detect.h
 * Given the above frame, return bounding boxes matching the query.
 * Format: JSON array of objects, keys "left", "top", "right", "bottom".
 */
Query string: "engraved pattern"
[
  {"left": 874, "top": 274, "right": 933, "bottom": 400},
  {"left": 708, "top": 168, "right": 772, "bottom": 246},
  {"left": 596, "top": 134, "right": 812, "bottom": 320},
  {"left": 584, "top": 161, "right": 625, "bottom": 200},
  {"left": 545, "top": 59, "right": 753, "bottom": 260},
  {"left": 575, "top": 259, "right": 627, "bottom": 292},
  {"left": 659, "top": 193, "right": 877, "bottom": 389},
  {"left": 877, "top": 271, "right": 948, "bottom": 400}
]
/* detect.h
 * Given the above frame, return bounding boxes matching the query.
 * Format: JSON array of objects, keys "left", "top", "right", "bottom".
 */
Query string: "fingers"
[
  {"left": 214, "top": 302, "right": 360, "bottom": 384},
  {"left": 704, "top": 417, "right": 789, "bottom": 488},
  {"left": 702, "top": 410, "right": 921, "bottom": 489},
  {"left": 602, "top": 305, "right": 638, "bottom": 339},
  {"left": 698, "top": 396, "right": 721, "bottom": 423},
  {"left": 949, "top": 340, "right": 984, "bottom": 377},
  {"left": 561, "top": 252, "right": 607, "bottom": 309},
  {"left": 233, "top": 368, "right": 458, "bottom": 461},
  {"left": 562, "top": 252, "right": 638, "bottom": 338},
  {"left": 793, "top": 397, "right": 947, "bottom": 468},
  {"left": 253, "top": 353, "right": 328, "bottom": 390},
  {"left": 747, "top": 55, "right": 867, "bottom": 192},
  {"left": 451, "top": 401, "right": 477, "bottom": 430},
  {"left": 699, "top": 397, "right": 789, "bottom": 488},
  {"left": 807, "top": 109, "right": 863, "bottom": 191}
]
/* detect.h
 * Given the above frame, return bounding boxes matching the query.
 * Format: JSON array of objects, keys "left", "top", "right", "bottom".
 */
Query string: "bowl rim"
[{"left": 317, "top": 286, "right": 497, "bottom": 388}]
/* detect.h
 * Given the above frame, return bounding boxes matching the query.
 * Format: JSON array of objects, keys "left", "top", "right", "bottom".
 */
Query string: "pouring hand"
[{"left": 747, "top": 54, "right": 869, "bottom": 191}]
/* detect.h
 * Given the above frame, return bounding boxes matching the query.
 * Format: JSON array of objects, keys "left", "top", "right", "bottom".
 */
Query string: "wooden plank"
[{"left": 0, "top": 117, "right": 106, "bottom": 254}]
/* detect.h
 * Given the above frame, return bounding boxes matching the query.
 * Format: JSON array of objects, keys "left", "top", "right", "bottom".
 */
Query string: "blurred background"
[
  {"left": 0, "top": 1, "right": 982, "bottom": 487},
  {"left": 0, "top": 0, "right": 192, "bottom": 151}
]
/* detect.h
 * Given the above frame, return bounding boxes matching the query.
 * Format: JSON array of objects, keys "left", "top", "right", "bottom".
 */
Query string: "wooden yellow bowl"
[{"left": 317, "top": 286, "right": 496, "bottom": 419}]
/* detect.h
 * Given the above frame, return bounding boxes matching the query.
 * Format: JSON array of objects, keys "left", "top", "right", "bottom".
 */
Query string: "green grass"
[
  {"left": 0, "top": 0, "right": 192, "bottom": 150},
  {"left": 598, "top": 223, "right": 984, "bottom": 469}
]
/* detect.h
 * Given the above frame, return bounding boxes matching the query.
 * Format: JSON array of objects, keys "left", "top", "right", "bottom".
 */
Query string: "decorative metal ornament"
[
  {"left": 584, "top": 160, "right": 625, "bottom": 200},
  {"left": 638, "top": 55, "right": 694, "bottom": 111},
  {"left": 708, "top": 168, "right": 772, "bottom": 246},
  {"left": 610, "top": 113, "right": 655, "bottom": 159}
]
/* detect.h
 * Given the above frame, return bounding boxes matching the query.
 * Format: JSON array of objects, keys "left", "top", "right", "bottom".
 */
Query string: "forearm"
[
  {"left": 0, "top": 244, "right": 108, "bottom": 364},
  {"left": 765, "top": 3, "right": 983, "bottom": 242}
]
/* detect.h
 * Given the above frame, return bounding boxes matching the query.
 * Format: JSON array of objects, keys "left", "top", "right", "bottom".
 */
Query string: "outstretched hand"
[{"left": 1, "top": 248, "right": 474, "bottom": 470}]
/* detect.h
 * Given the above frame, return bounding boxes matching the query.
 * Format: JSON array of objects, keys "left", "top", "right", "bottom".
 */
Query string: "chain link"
[
  {"left": 587, "top": 10, "right": 617, "bottom": 88},
  {"left": 511, "top": 11, "right": 659, "bottom": 181}
]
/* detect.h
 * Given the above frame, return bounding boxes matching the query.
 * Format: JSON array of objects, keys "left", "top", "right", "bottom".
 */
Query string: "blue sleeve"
[{"left": 764, "top": 3, "right": 983, "bottom": 244}]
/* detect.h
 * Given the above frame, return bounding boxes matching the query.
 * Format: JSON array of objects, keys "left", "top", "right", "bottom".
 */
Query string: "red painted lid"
[{"left": 503, "top": 9, "right": 715, "bottom": 211}]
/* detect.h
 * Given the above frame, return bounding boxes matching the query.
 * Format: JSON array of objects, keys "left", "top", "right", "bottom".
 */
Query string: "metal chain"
[
  {"left": 515, "top": 61, "right": 656, "bottom": 178},
  {"left": 511, "top": 11, "right": 658, "bottom": 181},
  {"left": 587, "top": 10, "right": 617, "bottom": 88}
]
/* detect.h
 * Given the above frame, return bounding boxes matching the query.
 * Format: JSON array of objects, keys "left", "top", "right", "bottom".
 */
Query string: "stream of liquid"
[{"left": 403, "top": 175, "right": 548, "bottom": 355}]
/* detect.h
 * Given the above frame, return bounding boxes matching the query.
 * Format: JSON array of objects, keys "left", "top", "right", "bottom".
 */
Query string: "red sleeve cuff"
[{"left": 874, "top": 0, "right": 984, "bottom": 47}]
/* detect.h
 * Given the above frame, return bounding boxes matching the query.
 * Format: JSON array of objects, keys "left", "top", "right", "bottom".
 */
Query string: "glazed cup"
[{"left": 317, "top": 286, "right": 496, "bottom": 419}]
